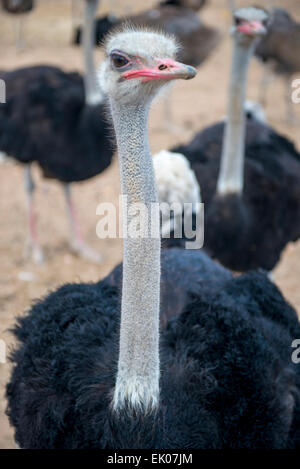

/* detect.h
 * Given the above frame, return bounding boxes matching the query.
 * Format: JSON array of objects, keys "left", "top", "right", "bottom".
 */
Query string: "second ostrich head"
[
  {"left": 232, "top": 7, "right": 269, "bottom": 45},
  {"left": 98, "top": 29, "right": 196, "bottom": 412}
]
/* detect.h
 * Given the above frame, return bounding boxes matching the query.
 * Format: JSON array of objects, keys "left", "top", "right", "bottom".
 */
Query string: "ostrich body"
[
  {"left": 0, "top": 66, "right": 111, "bottom": 182},
  {"left": 254, "top": 8, "right": 300, "bottom": 122},
  {"left": 6, "top": 26, "right": 300, "bottom": 449},
  {"left": 0, "top": 0, "right": 114, "bottom": 263},
  {"left": 171, "top": 7, "right": 300, "bottom": 272}
]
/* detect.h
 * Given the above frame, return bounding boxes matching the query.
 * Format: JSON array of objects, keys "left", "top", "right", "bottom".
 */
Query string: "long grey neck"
[
  {"left": 110, "top": 100, "right": 161, "bottom": 412},
  {"left": 217, "top": 36, "right": 255, "bottom": 195},
  {"left": 83, "top": 0, "right": 104, "bottom": 105}
]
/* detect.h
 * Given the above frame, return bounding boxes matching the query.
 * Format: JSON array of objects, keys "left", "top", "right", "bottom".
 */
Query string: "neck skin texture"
[
  {"left": 83, "top": 0, "right": 104, "bottom": 105},
  {"left": 217, "top": 35, "right": 255, "bottom": 196},
  {"left": 111, "top": 100, "right": 161, "bottom": 412}
]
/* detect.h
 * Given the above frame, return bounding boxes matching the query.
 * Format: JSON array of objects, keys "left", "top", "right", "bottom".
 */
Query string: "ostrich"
[
  {"left": 152, "top": 101, "right": 267, "bottom": 249},
  {"left": 254, "top": 8, "right": 300, "bottom": 123},
  {"left": 0, "top": 0, "right": 114, "bottom": 263},
  {"left": 1, "top": 0, "right": 35, "bottom": 49},
  {"left": 152, "top": 103, "right": 266, "bottom": 250},
  {"left": 170, "top": 6, "right": 300, "bottom": 272},
  {"left": 6, "top": 27, "right": 300, "bottom": 450}
]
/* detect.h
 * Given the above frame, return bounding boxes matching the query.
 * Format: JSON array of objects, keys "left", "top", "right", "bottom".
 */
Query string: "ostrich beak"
[
  {"left": 122, "top": 59, "right": 197, "bottom": 82},
  {"left": 237, "top": 21, "right": 266, "bottom": 36}
]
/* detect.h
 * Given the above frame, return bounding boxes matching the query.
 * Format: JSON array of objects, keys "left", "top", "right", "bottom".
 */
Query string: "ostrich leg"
[
  {"left": 23, "top": 165, "right": 44, "bottom": 264},
  {"left": 63, "top": 183, "right": 103, "bottom": 263}
]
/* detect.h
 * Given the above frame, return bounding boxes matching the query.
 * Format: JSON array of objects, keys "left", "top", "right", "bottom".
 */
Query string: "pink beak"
[
  {"left": 237, "top": 20, "right": 266, "bottom": 36},
  {"left": 122, "top": 58, "right": 197, "bottom": 82}
]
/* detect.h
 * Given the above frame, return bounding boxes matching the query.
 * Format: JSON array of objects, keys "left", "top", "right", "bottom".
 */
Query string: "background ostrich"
[
  {"left": 254, "top": 8, "right": 300, "bottom": 123},
  {"left": 73, "top": 0, "right": 219, "bottom": 67},
  {"left": 170, "top": 6, "right": 300, "bottom": 272},
  {"left": 152, "top": 101, "right": 268, "bottom": 250},
  {"left": 0, "top": 0, "right": 114, "bottom": 263},
  {"left": 1, "top": 0, "right": 35, "bottom": 49},
  {"left": 6, "top": 27, "right": 300, "bottom": 450}
]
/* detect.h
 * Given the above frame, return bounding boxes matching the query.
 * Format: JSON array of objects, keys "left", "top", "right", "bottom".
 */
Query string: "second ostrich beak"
[{"left": 122, "top": 59, "right": 197, "bottom": 82}]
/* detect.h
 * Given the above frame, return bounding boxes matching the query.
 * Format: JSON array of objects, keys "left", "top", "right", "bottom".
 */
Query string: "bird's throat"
[{"left": 110, "top": 101, "right": 161, "bottom": 412}]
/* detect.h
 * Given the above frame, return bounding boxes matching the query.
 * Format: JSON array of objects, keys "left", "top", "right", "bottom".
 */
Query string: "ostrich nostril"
[{"left": 158, "top": 64, "right": 168, "bottom": 71}]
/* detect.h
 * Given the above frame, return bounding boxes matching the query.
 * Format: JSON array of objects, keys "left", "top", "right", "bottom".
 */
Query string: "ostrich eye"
[
  {"left": 111, "top": 53, "right": 129, "bottom": 69},
  {"left": 234, "top": 17, "right": 243, "bottom": 26}
]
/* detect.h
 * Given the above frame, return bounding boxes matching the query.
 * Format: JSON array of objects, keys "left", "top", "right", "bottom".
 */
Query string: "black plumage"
[
  {"left": 254, "top": 8, "right": 300, "bottom": 122},
  {"left": 159, "top": 0, "right": 206, "bottom": 10},
  {"left": 172, "top": 117, "right": 300, "bottom": 271},
  {"left": 0, "top": 65, "right": 113, "bottom": 182},
  {"left": 1, "top": 0, "right": 34, "bottom": 14},
  {"left": 255, "top": 8, "right": 300, "bottom": 76},
  {"left": 6, "top": 247, "right": 300, "bottom": 448},
  {"left": 104, "top": 248, "right": 231, "bottom": 325}
]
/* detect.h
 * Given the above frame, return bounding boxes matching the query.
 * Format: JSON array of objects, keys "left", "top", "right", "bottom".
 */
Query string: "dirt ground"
[{"left": 0, "top": 0, "right": 300, "bottom": 449}]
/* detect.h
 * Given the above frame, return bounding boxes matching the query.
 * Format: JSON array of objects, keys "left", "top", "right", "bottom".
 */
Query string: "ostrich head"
[
  {"left": 232, "top": 7, "right": 269, "bottom": 45},
  {"left": 99, "top": 27, "right": 197, "bottom": 105}
]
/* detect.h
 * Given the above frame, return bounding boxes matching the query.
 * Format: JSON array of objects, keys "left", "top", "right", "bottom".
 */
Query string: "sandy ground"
[{"left": 0, "top": 0, "right": 300, "bottom": 449}]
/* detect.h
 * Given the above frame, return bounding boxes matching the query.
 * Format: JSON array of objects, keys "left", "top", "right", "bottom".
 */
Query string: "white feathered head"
[{"left": 153, "top": 150, "right": 201, "bottom": 237}]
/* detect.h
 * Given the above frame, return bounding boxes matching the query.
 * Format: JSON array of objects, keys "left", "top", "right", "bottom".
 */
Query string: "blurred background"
[{"left": 0, "top": 0, "right": 300, "bottom": 448}]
